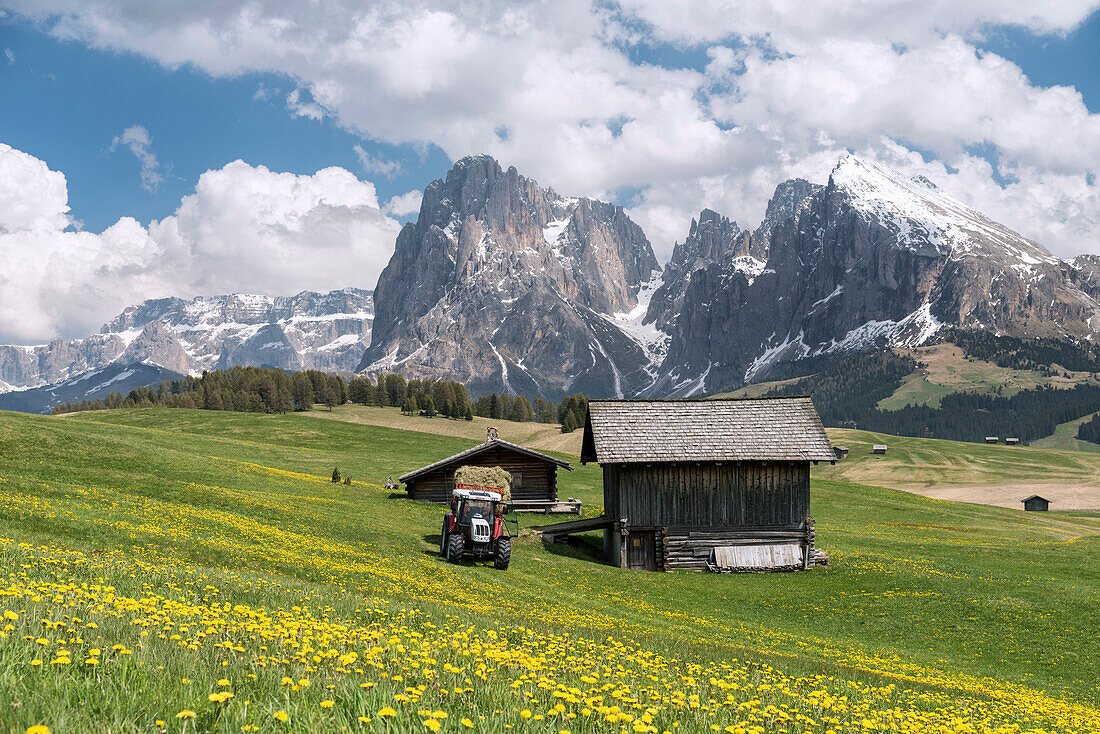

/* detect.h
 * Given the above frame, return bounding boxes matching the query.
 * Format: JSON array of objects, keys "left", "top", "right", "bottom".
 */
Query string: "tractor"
[{"left": 440, "top": 485, "right": 514, "bottom": 569}]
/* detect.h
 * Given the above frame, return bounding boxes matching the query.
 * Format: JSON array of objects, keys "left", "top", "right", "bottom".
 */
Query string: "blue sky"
[
  {"left": 1, "top": 20, "right": 449, "bottom": 232},
  {"left": 3, "top": 11, "right": 1094, "bottom": 235},
  {"left": 1, "top": 2, "right": 1099, "bottom": 344}
]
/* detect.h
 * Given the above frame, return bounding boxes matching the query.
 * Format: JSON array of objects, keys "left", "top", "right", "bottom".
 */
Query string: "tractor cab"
[{"left": 441, "top": 486, "right": 514, "bottom": 568}]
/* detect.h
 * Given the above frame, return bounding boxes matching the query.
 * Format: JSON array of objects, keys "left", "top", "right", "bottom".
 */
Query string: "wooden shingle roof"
[
  {"left": 580, "top": 396, "right": 835, "bottom": 464},
  {"left": 400, "top": 439, "right": 573, "bottom": 483}
]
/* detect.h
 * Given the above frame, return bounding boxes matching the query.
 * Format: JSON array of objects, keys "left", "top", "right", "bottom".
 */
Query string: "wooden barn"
[
  {"left": 1021, "top": 494, "right": 1051, "bottom": 512},
  {"left": 571, "top": 396, "right": 836, "bottom": 572},
  {"left": 400, "top": 436, "right": 572, "bottom": 504}
]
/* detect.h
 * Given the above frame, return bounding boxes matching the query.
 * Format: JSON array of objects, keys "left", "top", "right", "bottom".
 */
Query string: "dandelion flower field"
[{"left": 2, "top": 408, "right": 1099, "bottom": 733}]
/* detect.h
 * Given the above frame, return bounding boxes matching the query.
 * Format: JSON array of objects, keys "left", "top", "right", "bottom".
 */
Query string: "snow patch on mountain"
[{"left": 832, "top": 155, "right": 1059, "bottom": 265}]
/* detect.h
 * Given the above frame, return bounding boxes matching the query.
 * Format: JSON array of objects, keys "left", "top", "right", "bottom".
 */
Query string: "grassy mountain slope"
[{"left": 1, "top": 408, "right": 1098, "bottom": 732}]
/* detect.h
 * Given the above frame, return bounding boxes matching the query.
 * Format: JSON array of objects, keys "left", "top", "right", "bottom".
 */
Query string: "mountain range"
[{"left": 4, "top": 153, "right": 1100, "bottom": 410}]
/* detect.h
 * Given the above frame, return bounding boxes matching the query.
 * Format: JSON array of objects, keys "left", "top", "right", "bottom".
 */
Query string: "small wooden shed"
[
  {"left": 985, "top": 436, "right": 999, "bottom": 444},
  {"left": 872, "top": 444, "right": 888, "bottom": 454},
  {"left": 578, "top": 396, "right": 836, "bottom": 572},
  {"left": 1005, "top": 437, "right": 1020, "bottom": 446},
  {"left": 400, "top": 437, "right": 572, "bottom": 503},
  {"left": 1022, "top": 495, "right": 1050, "bottom": 512}
]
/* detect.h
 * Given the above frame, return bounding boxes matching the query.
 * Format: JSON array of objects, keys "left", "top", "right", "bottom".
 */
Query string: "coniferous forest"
[{"left": 51, "top": 367, "right": 592, "bottom": 432}]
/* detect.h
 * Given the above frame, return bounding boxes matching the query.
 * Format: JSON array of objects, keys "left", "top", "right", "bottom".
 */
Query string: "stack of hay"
[{"left": 454, "top": 465, "right": 511, "bottom": 501}]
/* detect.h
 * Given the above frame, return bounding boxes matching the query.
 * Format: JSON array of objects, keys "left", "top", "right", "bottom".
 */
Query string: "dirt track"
[{"left": 892, "top": 482, "right": 1100, "bottom": 511}]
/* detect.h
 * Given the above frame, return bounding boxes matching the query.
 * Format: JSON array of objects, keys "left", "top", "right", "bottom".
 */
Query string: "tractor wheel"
[
  {"left": 494, "top": 538, "right": 511, "bottom": 570},
  {"left": 446, "top": 533, "right": 465, "bottom": 564}
]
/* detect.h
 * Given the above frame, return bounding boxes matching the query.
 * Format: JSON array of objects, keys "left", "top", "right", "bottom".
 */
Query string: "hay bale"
[{"left": 454, "top": 465, "right": 511, "bottom": 500}]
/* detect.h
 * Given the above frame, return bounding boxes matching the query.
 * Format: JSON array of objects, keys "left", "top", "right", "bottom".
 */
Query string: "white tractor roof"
[{"left": 453, "top": 488, "right": 502, "bottom": 502}]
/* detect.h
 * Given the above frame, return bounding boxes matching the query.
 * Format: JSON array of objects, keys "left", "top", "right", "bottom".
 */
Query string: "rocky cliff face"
[
  {"left": 651, "top": 156, "right": 1100, "bottom": 395},
  {"left": 0, "top": 288, "right": 373, "bottom": 394},
  {"left": 359, "top": 155, "right": 660, "bottom": 397}
]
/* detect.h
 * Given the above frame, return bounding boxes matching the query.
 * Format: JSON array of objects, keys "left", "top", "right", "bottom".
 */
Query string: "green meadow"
[{"left": 1, "top": 407, "right": 1098, "bottom": 732}]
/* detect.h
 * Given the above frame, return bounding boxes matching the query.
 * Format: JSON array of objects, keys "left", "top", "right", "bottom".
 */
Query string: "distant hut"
[
  {"left": 400, "top": 434, "right": 572, "bottom": 503},
  {"left": 985, "top": 436, "right": 999, "bottom": 444},
  {"left": 1021, "top": 495, "right": 1051, "bottom": 512},
  {"left": 833, "top": 445, "right": 849, "bottom": 460},
  {"left": 872, "top": 444, "right": 888, "bottom": 454},
  {"left": 1005, "top": 437, "right": 1020, "bottom": 446},
  {"left": 569, "top": 396, "right": 835, "bottom": 572}
]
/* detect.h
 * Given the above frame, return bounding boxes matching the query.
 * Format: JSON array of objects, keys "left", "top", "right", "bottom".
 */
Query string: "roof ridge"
[{"left": 588, "top": 395, "right": 813, "bottom": 403}]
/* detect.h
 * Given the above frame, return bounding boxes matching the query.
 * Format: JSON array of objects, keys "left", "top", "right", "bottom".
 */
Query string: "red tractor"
[{"left": 440, "top": 485, "right": 514, "bottom": 569}]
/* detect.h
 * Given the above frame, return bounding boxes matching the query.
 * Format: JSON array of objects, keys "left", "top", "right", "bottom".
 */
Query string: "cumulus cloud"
[
  {"left": 384, "top": 189, "right": 423, "bottom": 217},
  {"left": 4, "top": 48, "right": 13, "bottom": 64},
  {"left": 6, "top": 0, "right": 1100, "bottom": 259},
  {"left": 110, "top": 124, "right": 164, "bottom": 191},
  {"left": 0, "top": 143, "right": 401, "bottom": 344}
]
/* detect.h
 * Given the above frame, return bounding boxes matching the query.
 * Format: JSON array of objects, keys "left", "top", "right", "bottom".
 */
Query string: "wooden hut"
[
  {"left": 1005, "top": 437, "right": 1020, "bottom": 445},
  {"left": 985, "top": 436, "right": 999, "bottom": 444},
  {"left": 575, "top": 396, "right": 836, "bottom": 572},
  {"left": 872, "top": 444, "right": 888, "bottom": 454},
  {"left": 400, "top": 436, "right": 572, "bottom": 504},
  {"left": 833, "top": 445, "right": 849, "bottom": 460},
  {"left": 1021, "top": 495, "right": 1050, "bottom": 512}
]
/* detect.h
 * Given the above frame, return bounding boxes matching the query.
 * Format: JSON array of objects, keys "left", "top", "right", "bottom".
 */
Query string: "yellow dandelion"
[
  {"left": 462, "top": 719, "right": 475, "bottom": 728},
  {"left": 273, "top": 710, "right": 289, "bottom": 722},
  {"left": 217, "top": 678, "right": 230, "bottom": 686},
  {"left": 422, "top": 720, "right": 441, "bottom": 733},
  {"left": 30, "top": 659, "right": 42, "bottom": 667},
  {"left": 378, "top": 707, "right": 397, "bottom": 718},
  {"left": 176, "top": 710, "right": 196, "bottom": 720},
  {"left": 25, "top": 727, "right": 50, "bottom": 734},
  {"left": 155, "top": 721, "right": 165, "bottom": 727},
  {"left": 3, "top": 611, "right": 17, "bottom": 620}
]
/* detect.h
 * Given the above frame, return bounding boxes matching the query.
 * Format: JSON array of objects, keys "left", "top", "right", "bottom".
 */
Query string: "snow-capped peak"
[{"left": 830, "top": 155, "right": 1059, "bottom": 267}]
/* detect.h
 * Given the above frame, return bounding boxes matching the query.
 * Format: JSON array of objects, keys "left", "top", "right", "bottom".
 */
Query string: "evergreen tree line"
[
  {"left": 1076, "top": 412, "right": 1100, "bottom": 445},
  {"left": 764, "top": 350, "right": 1100, "bottom": 443},
  {"left": 53, "top": 366, "right": 593, "bottom": 434},
  {"left": 52, "top": 367, "right": 348, "bottom": 415},
  {"left": 943, "top": 328, "right": 1100, "bottom": 373},
  {"left": 353, "top": 374, "right": 475, "bottom": 420}
]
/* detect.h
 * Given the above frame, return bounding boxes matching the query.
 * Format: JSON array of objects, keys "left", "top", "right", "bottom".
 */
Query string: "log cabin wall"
[
  {"left": 604, "top": 462, "right": 809, "bottom": 528},
  {"left": 602, "top": 461, "right": 812, "bottom": 569},
  {"left": 406, "top": 446, "right": 559, "bottom": 503}
]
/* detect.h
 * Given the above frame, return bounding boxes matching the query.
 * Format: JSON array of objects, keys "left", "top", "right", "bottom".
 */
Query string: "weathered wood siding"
[
  {"left": 406, "top": 446, "right": 559, "bottom": 503},
  {"left": 604, "top": 462, "right": 809, "bottom": 528},
  {"left": 602, "top": 461, "right": 812, "bottom": 570}
]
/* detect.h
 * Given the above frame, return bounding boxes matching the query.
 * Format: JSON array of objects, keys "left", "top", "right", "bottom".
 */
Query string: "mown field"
[{"left": 2, "top": 408, "right": 1099, "bottom": 733}]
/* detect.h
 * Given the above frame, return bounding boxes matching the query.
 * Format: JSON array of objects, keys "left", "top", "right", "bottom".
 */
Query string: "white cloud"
[
  {"left": 110, "top": 124, "right": 164, "bottom": 191},
  {"left": 0, "top": 143, "right": 401, "bottom": 344},
  {"left": 384, "top": 189, "right": 423, "bottom": 217},
  {"left": 354, "top": 145, "right": 402, "bottom": 177},
  {"left": 5, "top": 0, "right": 1100, "bottom": 259},
  {"left": 4, "top": 48, "right": 13, "bottom": 64},
  {"left": 286, "top": 88, "right": 327, "bottom": 120}
]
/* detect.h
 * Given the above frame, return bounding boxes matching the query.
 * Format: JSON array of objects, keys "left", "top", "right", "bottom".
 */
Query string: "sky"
[{"left": 1, "top": 1, "right": 1099, "bottom": 345}]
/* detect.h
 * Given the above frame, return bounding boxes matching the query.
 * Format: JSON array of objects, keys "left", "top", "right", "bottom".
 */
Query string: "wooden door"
[{"left": 627, "top": 531, "right": 656, "bottom": 571}]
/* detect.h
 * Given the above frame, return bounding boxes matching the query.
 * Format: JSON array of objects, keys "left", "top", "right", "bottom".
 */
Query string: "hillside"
[
  {"left": 2, "top": 408, "right": 1099, "bottom": 732},
  {"left": 305, "top": 404, "right": 583, "bottom": 456},
  {"left": 821, "top": 427, "right": 1100, "bottom": 509}
]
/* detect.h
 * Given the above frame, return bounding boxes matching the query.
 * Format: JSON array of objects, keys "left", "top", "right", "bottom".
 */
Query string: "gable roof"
[
  {"left": 400, "top": 439, "right": 573, "bottom": 483},
  {"left": 580, "top": 396, "right": 835, "bottom": 464},
  {"left": 1021, "top": 495, "right": 1050, "bottom": 503}
]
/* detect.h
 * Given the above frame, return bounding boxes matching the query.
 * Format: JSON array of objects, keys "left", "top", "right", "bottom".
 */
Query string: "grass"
[
  {"left": 821, "top": 426, "right": 1100, "bottom": 488},
  {"left": 1, "top": 408, "right": 1099, "bottom": 733},
  {"left": 304, "top": 404, "right": 583, "bottom": 456},
  {"left": 878, "top": 343, "right": 1098, "bottom": 409},
  {"left": 1031, "top": 410, "right": 1100, "bottom": 453}
]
